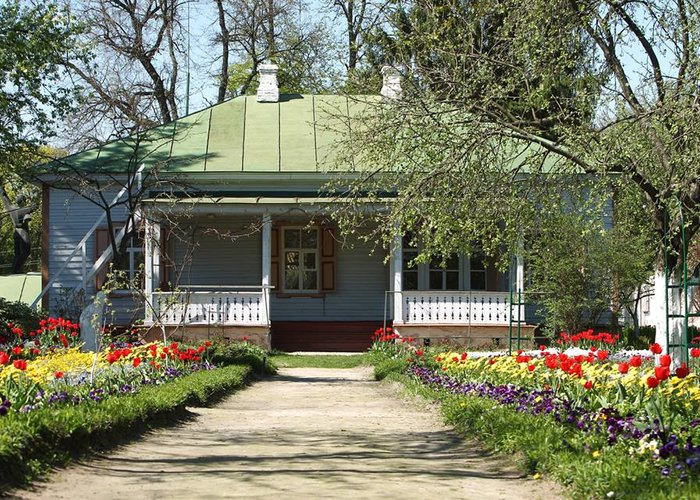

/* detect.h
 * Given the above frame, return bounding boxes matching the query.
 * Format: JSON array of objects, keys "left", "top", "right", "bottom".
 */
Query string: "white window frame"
[
  {"left": 124, "top": 232, "right": 144, "bottom": 281},
  {"left": 399, "top": 238, "right": 509, "bottom": 292},
  {"left": 282, "top": 226, "right": 319, "bottom": 293},
  {"left": 428, "top": 255, "right": 460, "bottom": 291},
  {"left": 101, "top": 224, "right": 144, "bottom": 287}
]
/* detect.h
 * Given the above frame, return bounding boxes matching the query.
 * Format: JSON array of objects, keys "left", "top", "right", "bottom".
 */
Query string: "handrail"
[
  {"left": 165, "top": 285, "right": 275, "bottom": 291},
  {"left": 150, "top": 288, "right": 271, "bottom": 327},
  {"left": 31, "top": 164, "right": 146, "bottom": 308},
  {"left": 384, "top": 290, "right": 516, "bottom": 331}
]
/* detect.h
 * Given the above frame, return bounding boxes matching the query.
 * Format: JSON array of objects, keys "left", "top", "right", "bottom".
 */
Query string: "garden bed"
[
  {"left": 368, "top": 327, "right": 700, "bottom": 499},
  {"left": 0, "top": 364, "right": 253, "bottom": 488},
  {"left": 0, "top": 313, "right": 273, "bottom": 488}
]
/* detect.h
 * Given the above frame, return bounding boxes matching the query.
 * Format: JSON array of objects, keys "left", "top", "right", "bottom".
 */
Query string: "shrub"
[
  {"left": 0, "top": 299, "right": 42, "bottom": 342},
  {"left": 373, "top": 358, "right": 407, "bottom": 381},
  {"left": 0, "top": 364, "right": 252, "bottom": 488},
  {"left": 210, "top": 339, "right": 275, "bottom": 375}
]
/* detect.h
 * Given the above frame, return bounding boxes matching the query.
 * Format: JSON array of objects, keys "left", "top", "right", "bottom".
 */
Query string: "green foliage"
[
  {"left": 0, "top": 1, "right": 86, "bottom": 149},
  {"left": 330, "top": 0, "right": 696, "bottom": 332},
  {"left": 0, "top": 364, "right": 252, "bottom": 488},
  {"left": 210, "top": 339, "right": 276, "bottom": 375},
  {"left": 400, "top": 379, "right": 700, "bottom": 498},
  {"left": 620, "top": 326, "right": 656, "bottom": 350},
  {"left": 526, "top": 184, "right": 654, "bottom": 334},
  {"left": 0, "top": 298, "right": 42, "bottom": 337},
  {"left": 373, "top": 357, "right": 408, "bottom": 381}
]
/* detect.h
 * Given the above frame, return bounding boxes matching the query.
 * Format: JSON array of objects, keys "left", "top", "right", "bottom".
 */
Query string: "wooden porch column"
[
  {"left": 261, "top": 214, "right": 272, "bottom": 325},
  {"left": 392, "top": 234, "right": 403, "bottom": 323},
  {"left": 515, "top": 254, "right": 524, "bottom": 293},
  {"left": 144, "top": 215, "right": 160, "bottom": 323},
  {"left": 514, "top": 253, "right": 525, "bottom": 323}
]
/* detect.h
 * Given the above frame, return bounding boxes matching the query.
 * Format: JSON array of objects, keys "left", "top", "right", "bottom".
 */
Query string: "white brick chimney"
[
  {"left": 380, "top": 65, "right": 402, "bottom": 99},
  {"left": 257, "top": 63, "right": 279, "bottom": 103}
]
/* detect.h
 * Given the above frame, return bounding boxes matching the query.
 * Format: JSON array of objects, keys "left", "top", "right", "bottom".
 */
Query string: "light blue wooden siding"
[
  {"left": 173, "top": 220, "right": 262, "bottom": 286},
  {"left": 47, "top": 187, "right": 128, "bottom": 313},
  {"left": 271, "top": 238, "right": 389, "bottom": 321},
  {"left": 174, "top": 225, "right": 388, "bottom": 321}
]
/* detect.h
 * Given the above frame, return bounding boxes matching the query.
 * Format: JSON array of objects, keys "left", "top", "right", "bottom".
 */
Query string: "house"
[{"left": 34, "top": 65, "right": 531, "bottom": 352}]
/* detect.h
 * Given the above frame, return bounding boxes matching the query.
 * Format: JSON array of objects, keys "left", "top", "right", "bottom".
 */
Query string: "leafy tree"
[
  {"left": 0, "top": 1, "right": 85, "bottom": 153},
  {"left": 0, "top": 1, "right": 84, "bottom": 274},
  {"left": 331, "top": 0, "right": 697, "bottom": 349}
]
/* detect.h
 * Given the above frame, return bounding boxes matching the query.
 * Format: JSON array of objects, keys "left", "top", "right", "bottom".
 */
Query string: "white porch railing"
[
  {"left": 149, "top": 286, "right": 271, "bottom": 327},
  {"left": 397, "top": 291, "right": 523, "bottom": 325}
]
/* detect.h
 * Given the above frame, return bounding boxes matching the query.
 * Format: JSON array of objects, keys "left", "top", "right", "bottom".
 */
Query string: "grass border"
[
  {"left": 0, "top": 363, "right": 255, "bottom": 489},
  {"left": 384, "top": 369, "right": 700, "bottom": 499}
]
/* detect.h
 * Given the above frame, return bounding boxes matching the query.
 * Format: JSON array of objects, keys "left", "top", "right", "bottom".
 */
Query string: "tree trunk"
[{"left": 215, "top": 0, "right": 229, "bottom": 103}]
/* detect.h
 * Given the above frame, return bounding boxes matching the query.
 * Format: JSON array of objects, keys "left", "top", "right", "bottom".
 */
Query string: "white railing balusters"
[
  {"left": 399, "top": 291, "right": 518, "bottom": 325},
  {"left": 149, "top": 287, "right": 271, "bottom": 327}
]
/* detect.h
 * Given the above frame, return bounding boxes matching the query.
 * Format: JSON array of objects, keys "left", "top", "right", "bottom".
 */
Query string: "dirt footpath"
[{"left": 15, "top": 367, "right": 561, "bottom": 499}]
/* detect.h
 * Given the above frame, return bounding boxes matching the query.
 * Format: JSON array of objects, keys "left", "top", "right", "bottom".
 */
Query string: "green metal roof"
[{"left": 52, "top": 95, "right": 374, "bottom": 175}]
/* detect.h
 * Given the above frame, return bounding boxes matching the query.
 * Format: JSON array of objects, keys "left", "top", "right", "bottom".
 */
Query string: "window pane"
[
  {"left": 402, "top": 234, "right": 417, "bottom": 248},
  {"left": 471, "top": 254, "right": 485, "bottom": 270},
  {"left": 285, "top": 251, "right": 299, "bottom": 266},
  {"left": 301, "top": 229, "right": 318, "bottom": 249},
  {"left": 303, "top": 271, "right": 317, "bottom": 290},
  {"left": 285, "top": 251, "right": 300, "bottom": 290},
  {"left": 430, "top": 255, "right": 458, "bottom": 271},
  {"left": 284, "top": 229, "right": 300, "bottom": 248},
  {"left": 429, "top": 271, "right": 443, "bottom": 290},
  {"left": 285, "top": 268, "right": 300, "bottom": 290},
  {"left": 403, "top": 271, "right": 418, "bottom": 290},
  {"left": 446, "top": 271, "right": 459, "bottom": 290},
  {"left": 303, "top": 251, "right": 316, "bottom": 269},
  {"left": 471, "top": 272, "right": 486, "bottom": 290},
  {"left": 403, "top": 250, "right": 418, "bottom": 270}
]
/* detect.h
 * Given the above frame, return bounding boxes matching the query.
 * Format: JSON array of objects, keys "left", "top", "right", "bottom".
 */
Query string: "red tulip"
[
  {"left": 132, "top": 357, "right": 141, "bottom": 368},
  {"left": 630, "top": 356, "right": 643, "bottom": 368},
  {"left": 646, "top": 376, "right": 660, "bottom": 388},
  {"left": 691, "top": 348, "right": 700, "bottom": 358},
  {"left": 650, "top": 343, "right": 663, "bottom": 354},
  {"left": 659, "top": 354, "right": 672, "bottom": 367},
  {"left": 583, "top": 380, "right": 593, "bottom": 390},
  {"left": 676, "top": 363, "right": 690, "bottom": 379},
  {"left": 54, "top": 371, "right": 64, "bottom": 379},
  {"left": 13, "top": 359, "right": 27, "bottom": 370},
  {"left": 655, "top": 366, "right": 670, "bottom": 381},
  {"left": 618, "top": 362, "right": 629, "bottom": 374}
]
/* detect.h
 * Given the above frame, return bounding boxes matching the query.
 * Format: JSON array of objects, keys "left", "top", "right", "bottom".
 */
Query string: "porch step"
[{"left": 271, "top": 321, "right": 380, "bottom": 353}]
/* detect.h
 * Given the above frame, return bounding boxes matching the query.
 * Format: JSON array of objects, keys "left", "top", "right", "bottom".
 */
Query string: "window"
[
  {"left": 283, "top": 228, "right": 318, "bottom": 292},
  {"left": 429, "top": 255, "right": 459, "bottom": 290},
  {"left": 95, "top": 225, "right": 144, "bottom": 289},
  {"left": 122, "top": 232, "right": 145, "bottom": 281},
  {"left": 402, "top": 235, "right": 419, "bottom": 290},
  {"left": 470, "top": 252, "right": 487, "bottom": 290}
]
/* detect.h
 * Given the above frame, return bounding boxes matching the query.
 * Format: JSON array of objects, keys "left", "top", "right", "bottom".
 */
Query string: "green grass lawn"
[{"left": 270, "top": 353, "right": 368, "bottom": 368}]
